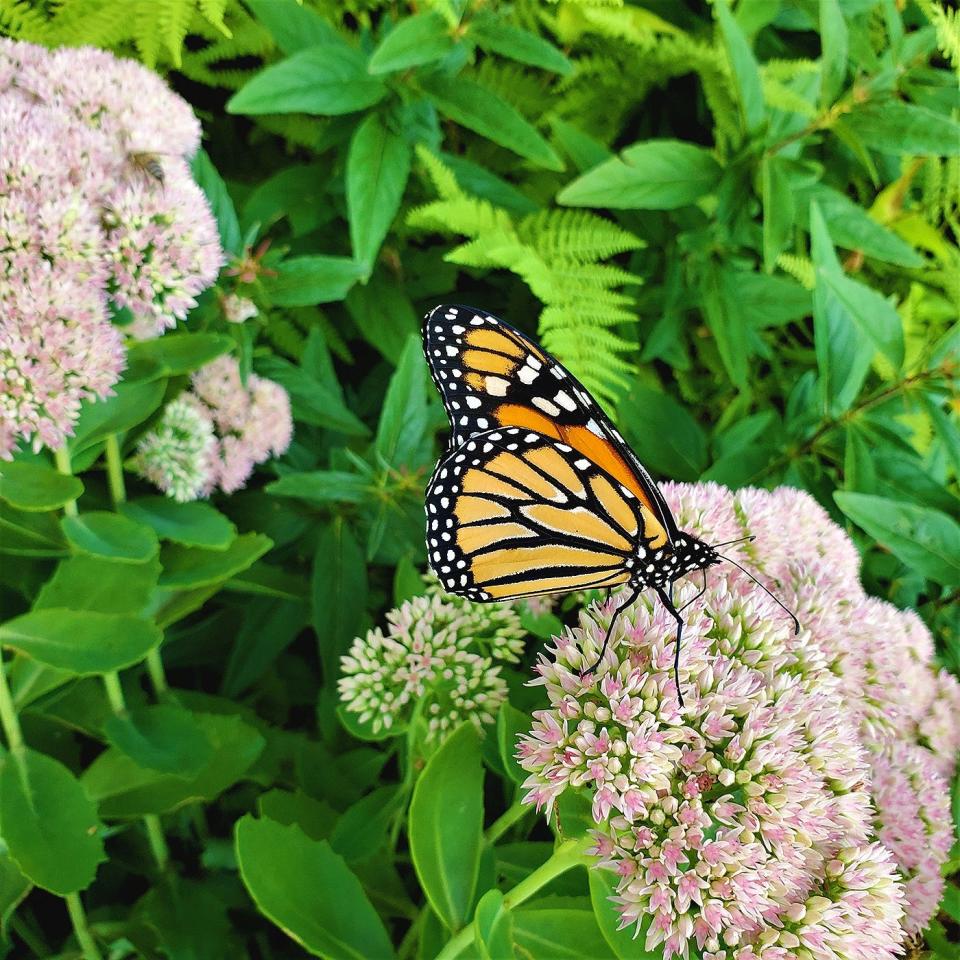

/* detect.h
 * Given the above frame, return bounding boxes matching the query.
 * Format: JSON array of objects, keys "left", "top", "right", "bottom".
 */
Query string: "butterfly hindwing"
[
  {"left": 423, "top": 304, "right": 675, "bottom": 551},
  {"left": 425, "top": 427, "right": 661, "bottom": 602}
]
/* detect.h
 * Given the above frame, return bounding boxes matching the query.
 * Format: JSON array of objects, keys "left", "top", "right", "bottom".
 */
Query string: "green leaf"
[
  {"left": 0, "top": 502, "right": 67, "bottom": 557},
  {"left": 368, "top": 11, "right": 454, "bottom": 74},
  {"left": 83, "top": 712, "right": 265, "bottom": 817},
  {"left": 702, "top": 263, "right": 750, "bottom": 389},
  {"left": 61, "top": 512, "right": 158, "bottom": 563},
  {"left": 375, "top": 336, "right": 431, "bottom": 469},
  {"left": 267, "top": 470, "right": 370, "bottom": 505},
  {"left": 419, "top": 74, "right": 563, "bottom": 171},
  {"left": 125, "top": 333, "right": 234, "bottom": 382},
  {"left": 873, "top": 450, "right": 960, "bottom": 517},
  {"left": 469, "top": 15, "right": 572, "bottom": 75},
  {"left": 254, "top": 355, "right": 370, "bottom": 436},
  {"left": 0, "top": 748, "right": 105, "bottom": 895},
  {"left": 68, "top": 379, "right": 166, "bottom": 454},
  {"left": 619, "top": 385, "right": 708, "bottom": 480},
  {"left": 159, "top": 533, "right": 273, "bottom": 590},
  {"left": 0, "top": 609, "right": 161, "bottom": 675},
  {"left": 137, "top": 877, "right": 237, "bottom": 960},
  {"left": 259, "top": 789, "right": 337, "bottom": 842},
  {"left": 939, "top": 880, "right": 960, "bottom": 923},
  {"left": 475, "top": 889, "right": 513, "bottom": 960},
  {"left": 409, "top": 723, "right": 484, "bottom": 931},
  {"left": 245, "top": 0, "right": 343, "bottom": 55},
  {"left": 347, "top": 113, "right": 412, "bottom": 272},
  {"left": 819, "top": 0, "right": 848, "bottom": 104},
  {"left": 715, "top": 0, "right": 765, "bottom": 134},
  {"left": 589, "top": 869, "right": 657, "bottom": 959},
  {"left": 834, "top": 492, "right": 960, "bottom": 585},
  {"left": 345, "top": 278, "right": 420, "bottom": 364},
  {"left": 843, "top": 424, "right": 877, "bottom": 493},
  {"left": 810, "top": 202, "right": 902, "bottom": 414},
  {"left": 103, "top": 705, "right": 214, "bottom": 777},
  {"left": 235, "top": 816, "right": 396, "bottom": 959},
  {"left": 34, "top": 555, "right": 160, "bottom": 615},
  {"left": 227, "top": 43, "right": 387, "bottom": 116},
  {"left": 0, "top": 461, "right": 83, "bottom": 513},
  {"left": 0, "top": 852, "right": 30, "bottom": 942},
  {"left": 119, "top": 497, "right": 236, "bottom": 548},
  {"left": 264, "top": 255, "right": 366, "bottom": 306},
  {"left": 497, "top": 702, "right": 529, "bottom": 786},
  {"left": 313, "top": 520, "right": 368, "bottom": 680},
  {"left": 191, "top": 149, "right": 242, "bottom": 256},
  {"left": 727, "top": 270, "right": 811, "bottom": 329},
  {"left": 329, "top": 785, "right": 403, "bottom": 863},
  {"left": 796, "top": 185, "right": 922, "bottom": 267},
  {"left": 761, "top": 154, "right": 794, "bottom": 272},
  {"left": 511, "top": 908, "right": 613, "bottom": 959},
  {"left": 558, "top": 140, "right": 721, "bottom": 209},
  {"left": 844, "top": 99, "right": 960, "bottom": 156}
]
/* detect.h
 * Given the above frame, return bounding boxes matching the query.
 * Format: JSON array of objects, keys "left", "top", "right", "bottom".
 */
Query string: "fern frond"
[
  {"left": 415, "top": 145, "right": 463, "bottom": 202},
  {"left": 157, "top": 0, "right": 194, "bottom": 66},
  {"left": 517, "top": 210, "right": 643, "bottom": 261},
  {"left": 776, "top": 253, "right": 816, "bottom": 290},
  {"left": 762, "top": 58, "right": 820, "bottom": 79},
  {"left": 408, "top": 198, "right": 514, "bottom": 239},
  {"left": 915, "top": 0, "right": 960, "bottom": 70},
  {"left": 0, "top": 0, "right": 53, "bottom": 39},
  {"left": 444, "top": 232, "right": 523, "bottom": 268},
  {"left": 263, "top": 315, "right": 306, "bottom": 360},
  {"left": 761, "top": 76, "right": 817, "bottom": 117}
]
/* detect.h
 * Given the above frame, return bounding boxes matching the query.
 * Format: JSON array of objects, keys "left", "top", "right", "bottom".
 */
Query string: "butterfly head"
[{"left": 670, "top": 531, "right": 722, "bottom": 579}]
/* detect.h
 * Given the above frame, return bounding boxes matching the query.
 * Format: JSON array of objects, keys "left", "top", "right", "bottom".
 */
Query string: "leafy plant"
[{"left": 1, "top": 0, "right": 959, "bottom": 958}]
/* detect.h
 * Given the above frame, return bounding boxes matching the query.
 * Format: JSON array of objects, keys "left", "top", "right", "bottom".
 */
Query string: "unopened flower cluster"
[
  {"left": 339, "top": 585, "right": 526, "bottom": 742},
  {"left": 518, "top": 482, "right": 958, "bottom": 958},
  {"left": 135, "top": 355, "right": 292, "bottom": 501},
  {"left": 0, "top": 39, "right": 222, "bottom": 459}
]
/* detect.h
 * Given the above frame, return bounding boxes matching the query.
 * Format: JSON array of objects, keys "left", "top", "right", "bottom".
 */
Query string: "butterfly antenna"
[
  {"left": 710, "top": 534, "right": 756, "bottom": 549},
  {"left": 716, "top": 553, "right": 800, "bottom": 634}
]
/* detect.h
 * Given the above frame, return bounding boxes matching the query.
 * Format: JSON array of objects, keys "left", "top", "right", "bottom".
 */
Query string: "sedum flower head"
[
  {"left": 0, "top": 39, "right": 221, "bottom": 458},
  {"left": 339, "top": 593, "right": 521, "bottom": 741},
  {"left": 134, "top": 395, "right": 216, "bottom": 502},
  {"left": 517, "top": 482, "right": 959, "bottom": 958},
  {"left": 870, "top": 741, "right": 952, "bottom": 936}
]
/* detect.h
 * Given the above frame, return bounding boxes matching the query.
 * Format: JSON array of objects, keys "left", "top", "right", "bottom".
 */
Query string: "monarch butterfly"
[{"left": 422, "top": 304, "right": 798, "bottom": 705}]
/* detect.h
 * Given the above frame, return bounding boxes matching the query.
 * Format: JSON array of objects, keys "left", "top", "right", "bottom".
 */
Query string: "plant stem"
[
  {"left": 434, "top": 836, "right": 592, "bottom": 960},
  {"left": 53, "top": 446, "right": 78, "bottom": 517},
  {"left": 145, "top": 648, "right": 168, "bottom": 696},
  {"left": 485, "top": 800, "right": 529, "bottom": 845},
  {"left": 100, "top": 670, "right": 171, "bottom": 873},
  {"left": 102, "top": 671, "right": 126, "bottom": 716},
  {"left": 64, "top": 892, "right": 103, "bottom": 960},
  {"left": 104, "top": 434, "right": 126, "bottom": 506},
  {"left": 0, "top": 652, "right": 24, "bottom": 753}
]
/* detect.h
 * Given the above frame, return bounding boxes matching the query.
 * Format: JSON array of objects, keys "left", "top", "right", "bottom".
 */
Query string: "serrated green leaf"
[
  {"left": 844, "top": 98, "right": 960, "bottom": 155},
  {"left": 369, "top": 11, "right": 454, "bottom": 74},
  {"left": 469, "top": 14, "right": 572, "bottom": 75},
  {"left": 264, "top": 255, "right": 366, "bottom": 306},
  {"left": 819, "top": 0, "right": 848, "bottom": 104},
  {"left": 715, "top": 0, "right": 765, "bottom": 134}
]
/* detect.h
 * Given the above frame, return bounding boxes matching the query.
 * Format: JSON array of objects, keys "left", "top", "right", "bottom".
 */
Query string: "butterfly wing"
[
  {"left": 425, "top": 427, "right": 660, "bottom": 602},
  {"left": 423, "top": 303, "right": 677, "bottom": 551}
]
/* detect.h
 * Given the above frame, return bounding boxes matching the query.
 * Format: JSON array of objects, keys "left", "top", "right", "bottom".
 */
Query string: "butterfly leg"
[
  {"left": 678, "top": 568, "right": 708, "bottom": 612},
  {"left": 580, "top": 583, "right": 642, "bottom": 677},
  {"left": 655, "top": 585, "right": 685, "bottom": 708}
]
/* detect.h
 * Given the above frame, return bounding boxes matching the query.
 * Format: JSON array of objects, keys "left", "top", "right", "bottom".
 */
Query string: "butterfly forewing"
[
  {"left": 423, "top": 304, "right": 675, "bottom": 551},
  {"left": 425, "top": 427, "right": 658, "bottom": 602}
]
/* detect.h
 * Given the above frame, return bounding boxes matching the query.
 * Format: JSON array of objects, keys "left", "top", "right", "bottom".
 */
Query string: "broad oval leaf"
[
  {"left": 589, "top": 868, "right": 658, "bottom": 959},
  {"left": 103, "top": 704, "right": 215, "bottom": 777},
  {"left": 511, "top": 907, "right": 614, "bottom": 959},
  {"left": 235, "top": 815, "right": 395, "bottom": 959},
  {"left": 0, "top": 461, "right": 83, "bottom": 512},
  {"left": 34, "top": 555, "right": 160, "bottom": 616},
  {"left": 834, "top": 492, "right": 960, "bottom": 585},
  {"left": 408, "top": 722, "right": 484, "bottom": 931},
  {"left": 368, "top": 11, "right": 454, "bottom": 74},
  {"left": 0, "top": 748, "right": 105, "bottom": 895},
  {"left": 68, "top": 379, "right": 166, "bottom": 455},
  {"left": 0, "top": 609, "right": 161, "bottom": 675},
  {"left": 227, "top": 44, "right": 387, "bottom": 116},
  {"left": 125, "top": 332, "right": 234, "bottom": 382},
  {"left": 263, "top": 255, "right": 367, "bottom": 307},
  {"left": 120, "top": 497, "right": 237, "bottom": 549},
  {"left": 558, "top": 140, "right": 721, "bottom": 209},
  {"left": 158, "top": 533, "right": 273, "bottom": 589},
  {"left": 62, "top": 511, "right": 158, "bottom": 563}
]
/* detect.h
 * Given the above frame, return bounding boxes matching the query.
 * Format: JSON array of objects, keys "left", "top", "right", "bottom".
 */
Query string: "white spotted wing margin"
[{"left": 424, "top": 427, "right": 650, "bottom": 603}]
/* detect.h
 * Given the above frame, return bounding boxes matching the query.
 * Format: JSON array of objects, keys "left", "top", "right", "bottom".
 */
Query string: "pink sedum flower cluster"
[
  {"left": 518, "top": 483, "right": 957, "bottom": 957},
  {"left": 135, "top": 355, "right": 292, "bottom": 500},
  {"left": 0, "top": 39, "right": 222, "bottom": 460}
]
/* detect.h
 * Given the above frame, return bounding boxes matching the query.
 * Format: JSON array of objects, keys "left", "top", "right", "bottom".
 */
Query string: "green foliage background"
[{"left": 0, "top": 0, "right": 959, "bottom": 957}]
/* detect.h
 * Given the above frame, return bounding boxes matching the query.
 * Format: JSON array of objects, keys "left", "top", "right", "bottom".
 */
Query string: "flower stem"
[
  {"left": 485, "top": 800, "right": 529, "bottom": 845},
  {"left": 0, "top": 652, "right": 24, "bottom": 753},
  {"left": 104, "top": 434, "right": 126, "bottom": 506},
  {"left": 53, "top": 446, "right": 78, "bottom": 517},
  {"left": 100, "top": 671, "right": 171, "bottom": 873},
  {"left": 433, "top": 836, "right": 592, "bottom": 960},
  {"left": 145, "top": 648, "right": 168, "bottom": 697},
  {"left": 64, "top": 892, "right": 102, "bottom": 960}
]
